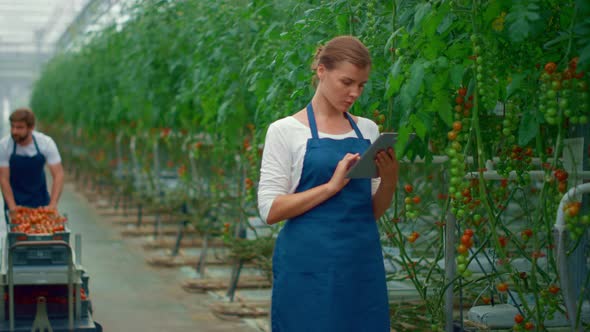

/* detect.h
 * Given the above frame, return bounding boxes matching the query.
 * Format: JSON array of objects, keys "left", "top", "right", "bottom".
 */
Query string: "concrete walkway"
[{"left": 61, "top": 183, "right": 259, "bottom": 332}]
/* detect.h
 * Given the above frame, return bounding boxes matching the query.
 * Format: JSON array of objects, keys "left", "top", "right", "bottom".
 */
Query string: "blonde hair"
[{"left": 311, "top": 36, "right": 371, "bottom": 85}]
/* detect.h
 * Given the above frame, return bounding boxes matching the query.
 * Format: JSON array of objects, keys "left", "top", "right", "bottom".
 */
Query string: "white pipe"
[
  {"left": 555, "top": 183, "right": 590, "bottom": 231},
  {"left": 554, "top": 183, "right": 590, "bottom": 331},
  {"left": 401, "top": 155, "right": 557, "bottom": 165},
  {"left": 464, "top": 171, "right": 590, "bottom": 181}
]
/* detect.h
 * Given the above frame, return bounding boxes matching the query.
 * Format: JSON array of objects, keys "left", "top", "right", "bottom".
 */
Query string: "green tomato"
[
  {"left": 447, "top": 147, "right": 457, "bottom": 157},
  {"left": 507, "top": 135, "right": 516, "bottom": 143},
  {"left": 457, "top": 263, "right": 467, "bottom": 272},
  {"left": 546, "top": 107, "right": 557, "bottom": 116},
  {"left": 461, "top": 269, "right": 473, "bottom": 278},
  {"left": 457, "top": 209, "right": 466, "bottom": 218},
  {"left": 456, "top": 255, "right": 467, "bottom": 264},
  {"left": 579, "top": 115, "right": 588, "bottom": 124},
  {"left": 559, "top": 98, "right": 569, "bottom": 109}
]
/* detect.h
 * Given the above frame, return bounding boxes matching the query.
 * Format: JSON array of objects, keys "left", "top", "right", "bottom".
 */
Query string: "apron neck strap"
[
  {"left": 306, "top": 103, "right": 320, "bottom": 139},
  {"left": 32, "top": 135, "right": 41, "bottom": 153},
  {"left": 344, "top": 112, "right": 364, "bottom": 140},
  {"left": 306, "top": 103, "right": 365, "bottom": 140},
  {"left": 12, "top": 134, "right": 40, "bottom": 155}
]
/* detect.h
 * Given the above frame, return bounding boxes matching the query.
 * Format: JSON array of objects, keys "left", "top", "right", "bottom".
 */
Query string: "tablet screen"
[{"left": 346, "top": 133, "right": 397, "bottom": 179}]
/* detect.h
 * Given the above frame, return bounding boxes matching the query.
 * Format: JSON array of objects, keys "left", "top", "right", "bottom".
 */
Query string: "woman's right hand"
[{"left": 327, "top": 153, "right": 360, "bottom": 194}]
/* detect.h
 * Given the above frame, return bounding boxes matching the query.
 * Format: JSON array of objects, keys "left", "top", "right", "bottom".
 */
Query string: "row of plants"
[{"left": 33, "top": 0, "right": 590, "bottom": 330}]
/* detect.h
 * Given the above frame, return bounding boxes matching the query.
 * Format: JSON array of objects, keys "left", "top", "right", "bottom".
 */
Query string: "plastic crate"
[
  {"left": 6, "top": 229, "right": 71, "bottom": 247},
  {"left": 3, "top": 285, "right": 90, "bottom": 318},
  {"left": 10, "top": 244, "right": 70, "bottom": 266},
  {"left": 7, "top": 300, "right": 90, "bottom": 319}
]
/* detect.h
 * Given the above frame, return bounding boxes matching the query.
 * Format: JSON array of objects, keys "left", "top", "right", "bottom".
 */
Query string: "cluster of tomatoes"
[
  {"left": 403, "top": 184, "right": 421, "bottom": 220},
  {"left": 471, "top": 34, "right": 497, "bottom": 110},
  {"left": 456, "top": 228, "right": 474, "bottom": 278},
  {"left": 447, "top": 87, "right": 474, "bottom": 219},
  {"left": 539, "top": 57, "right": 588, "bottom": 125},
  {"left": 243, "top": 123, "right": 261, "bottom": 202},
  {"left": 372, "top": 109, "right": 387, "bottom": 133},
  {"left": 563, "top": 200, "right": 588, "bottom": 241},
  {"left": 9, "top": 206, "right": 67, "bottom": 235},
  {"left": 495, "top": 102, "right": 534, "bottom": 185}
]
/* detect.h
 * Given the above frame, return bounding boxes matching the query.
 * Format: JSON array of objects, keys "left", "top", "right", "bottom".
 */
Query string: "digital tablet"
[{"left": 346, "top": 132, "right": 414, "bottom": 179}]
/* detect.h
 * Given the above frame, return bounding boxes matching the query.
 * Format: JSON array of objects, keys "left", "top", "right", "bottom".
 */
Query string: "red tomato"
[
  {"left": 404, "top": 184, "right": 413, "bottom": 193},
  {"left": 497, "top": 282, "right": 509, "bottom": 292}
]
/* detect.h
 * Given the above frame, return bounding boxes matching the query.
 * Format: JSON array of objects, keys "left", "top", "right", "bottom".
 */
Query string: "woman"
[{"left": 258, "top": 36, "right": 398, "bottom": 331}]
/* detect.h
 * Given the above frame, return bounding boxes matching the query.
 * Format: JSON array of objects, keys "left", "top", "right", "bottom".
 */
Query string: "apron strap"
[
  {"left": 344, "top": 112, "right": 364, "bottom": 140},
  {"left": 306, "top": 103, "right": 364, "bottom": 140},
  {"left": 32, "top": 135, "right": 42, "bottom": 155},
  {"left": 11, "top": 135, "right": 41, "bottom": 156},
  {"left": 306, "top": 103, "right": 319, "bottom": 139}
]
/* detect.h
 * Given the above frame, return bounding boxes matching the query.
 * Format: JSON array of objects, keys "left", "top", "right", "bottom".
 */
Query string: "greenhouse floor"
[{"left": 25, "top": 182, "right": 258, "bottom": 332}]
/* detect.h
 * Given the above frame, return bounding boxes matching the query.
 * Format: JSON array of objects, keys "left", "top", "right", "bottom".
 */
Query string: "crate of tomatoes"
[{"left": 7, "top": 206, "right": 70, "bottom": 246}]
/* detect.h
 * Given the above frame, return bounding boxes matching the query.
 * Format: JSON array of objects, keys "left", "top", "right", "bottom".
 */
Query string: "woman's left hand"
[{"left": 375, "top": 147, "right": 399, "bottom": 187}]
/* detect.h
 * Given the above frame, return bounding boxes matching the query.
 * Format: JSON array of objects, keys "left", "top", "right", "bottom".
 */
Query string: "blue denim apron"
[
  {"left": 271, "top": 104, "right": 390, "bottom": 332},
  {"left": 6, "top": 136, "right": 50, "bottom": 211}
]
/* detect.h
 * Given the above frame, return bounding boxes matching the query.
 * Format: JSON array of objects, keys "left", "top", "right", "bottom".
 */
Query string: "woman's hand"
[
  {"left": 375, "top": 147, "right": 398, "bottom": 187},
  {"left": 327, "top": 153, "right": 360, "bottom": 194}
]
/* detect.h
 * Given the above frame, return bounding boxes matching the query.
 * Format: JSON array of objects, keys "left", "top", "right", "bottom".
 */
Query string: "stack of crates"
[{"left": 0, "top": 209, "right": 101, "bottom": 331}]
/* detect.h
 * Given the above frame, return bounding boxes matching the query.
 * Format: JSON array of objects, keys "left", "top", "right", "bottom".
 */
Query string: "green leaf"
[
  {"left": 409, "top": 114, "right": 427, "bottom": 140},
  {"left": 423, "top": 5, "right": 447, "bottom": 37},
  {"left": 518, "top": 109, "right": 540, "bottom": 146},
  {"left": 423, "top": 36, "right": 446, "bottom": 60},
  {"left": 578, "top": 42, "right": 590, "bottom": 69},
  {"left": 437, "top": 13, "right": 455, "bottom": 34},
  {"left": 543, "top": 32, "right": 569, "bottom": 49},
  {"left": 437, "top": 100, "right": 453, "bottom": 127},
  {"left": 385, "top": 58, "right": 404, "bottom": 98},
  {"left": 413, "top": 3, "right": 432, "bottom": 29},
  {"left": 577, "top": 0, "right": 590, "bottom": 13},
  {"left": 384, "top": 28, "right": 404, "bottom": 57},
  {"left": 449, "top": 65, "right": 465, "bottom": 88},
  {"left": 483, "top": 1, "right": 504, "bottom": 25},
  {"left": 506, "top": 1, "right": 542, "bottom": 42},
  {"left": 407, "top": 60, "right": 426, "bottom": 97},
  {"left": 400, "top": 84, "right": 414, "bottom": 111},
  {"left": 395, "top": 125, "right": 413, "bottom": 159},
  {"left": 506, "top": 73, "right": 527, "bottom": 99}
]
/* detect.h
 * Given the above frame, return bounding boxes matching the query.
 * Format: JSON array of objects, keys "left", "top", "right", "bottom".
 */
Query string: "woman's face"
[{"left": 317, "top": 61, "right": 370, "bottom": 113}]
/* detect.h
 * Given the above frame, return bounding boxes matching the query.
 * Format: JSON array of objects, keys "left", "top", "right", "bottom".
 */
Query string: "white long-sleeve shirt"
[{"left": 257, "top": 115, "right": 381, "bottom": 223}]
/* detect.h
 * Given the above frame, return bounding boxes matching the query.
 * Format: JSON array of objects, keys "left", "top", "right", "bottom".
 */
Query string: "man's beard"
[{"left": 12, "top": 134, "right": 28, "bottom": 143}]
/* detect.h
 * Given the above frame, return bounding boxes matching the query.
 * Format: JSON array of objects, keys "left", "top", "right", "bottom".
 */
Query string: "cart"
[{"left": 0, "top": 221, "right": 102, "bottom": 332}]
